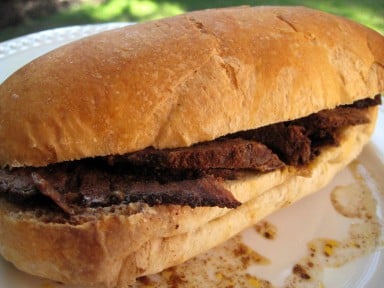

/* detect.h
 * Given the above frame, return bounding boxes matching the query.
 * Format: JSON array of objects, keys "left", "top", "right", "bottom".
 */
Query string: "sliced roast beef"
[
  {"left": 0, "top": 96, "right": 380, "bottom": 215},
  {"left": 342, "top": 94, "right": 381, "bottom": 109},
  {"left": 231, "top": 124, "right": 312, "bottom": 166},
  {"left": 118, "top": 138, "right": 284, "bottom": 172},
  {"left": 229, "top": 102, "right": 378, "bottom": 165},
  {"left": 110, "top": 176, "right": 240, "bottom": 208},
  {"left": 0, "top": 167, "right": 240, "bottom": 214},
  {"left": 293, "top": 107, "right": 370, "bottom": 146}
]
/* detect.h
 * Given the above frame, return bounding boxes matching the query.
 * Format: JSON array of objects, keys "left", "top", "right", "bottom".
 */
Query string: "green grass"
[{"left": 1, "top": 0, "right": 383, "bottom": 42}]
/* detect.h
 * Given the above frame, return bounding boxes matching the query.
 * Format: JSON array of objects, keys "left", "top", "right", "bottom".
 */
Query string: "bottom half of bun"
[{"left": 0, "top": 107, "right": 378, "bottom": 288}]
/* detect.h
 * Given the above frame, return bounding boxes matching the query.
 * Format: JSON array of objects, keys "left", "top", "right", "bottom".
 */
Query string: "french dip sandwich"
[{"left": 0, "top": 6, "right": 383, "bottom": 288}]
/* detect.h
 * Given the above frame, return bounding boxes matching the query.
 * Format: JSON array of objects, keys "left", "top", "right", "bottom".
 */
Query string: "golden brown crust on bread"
[
  {"left": 0, "top": 6, "right": 383, "bottom": 167},
  {"left": 0, "top": 107, "right": 378, "bottom": 287}
]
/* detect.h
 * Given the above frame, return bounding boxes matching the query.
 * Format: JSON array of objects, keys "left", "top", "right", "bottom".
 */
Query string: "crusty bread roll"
[{"left": 0, "top": 5, "right": 383, "bottom": 288}]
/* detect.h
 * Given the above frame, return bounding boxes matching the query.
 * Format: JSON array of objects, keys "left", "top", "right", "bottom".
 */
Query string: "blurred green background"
[{"left": 0, "top": 0, "right": 383, "bottom": 42}]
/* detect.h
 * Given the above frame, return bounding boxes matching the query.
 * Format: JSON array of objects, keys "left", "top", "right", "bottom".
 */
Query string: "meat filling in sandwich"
[{"left": 0, "top": 95, "right": 380, "bottom": 220}]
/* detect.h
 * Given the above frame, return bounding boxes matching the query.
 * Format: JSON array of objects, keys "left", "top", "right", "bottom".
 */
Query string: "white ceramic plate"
[{"left": 0, "top": 25, "right": 383, "bottom": 288}]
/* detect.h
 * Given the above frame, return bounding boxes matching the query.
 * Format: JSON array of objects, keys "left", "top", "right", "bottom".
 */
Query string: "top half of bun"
[{"left": 0, "top": 6, "right": 383, "bottom": 167}]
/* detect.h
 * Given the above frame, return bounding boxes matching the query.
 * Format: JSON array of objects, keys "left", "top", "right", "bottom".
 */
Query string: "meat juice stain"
[
  {"left": 132, "top": 234, "right": 273, "bottom": 288},
  {"left": 254, "top": 221, "right": 277, "bottom": 240},
  {"left": 285, "top": 160, "right": 382, "bottom": 287}
]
